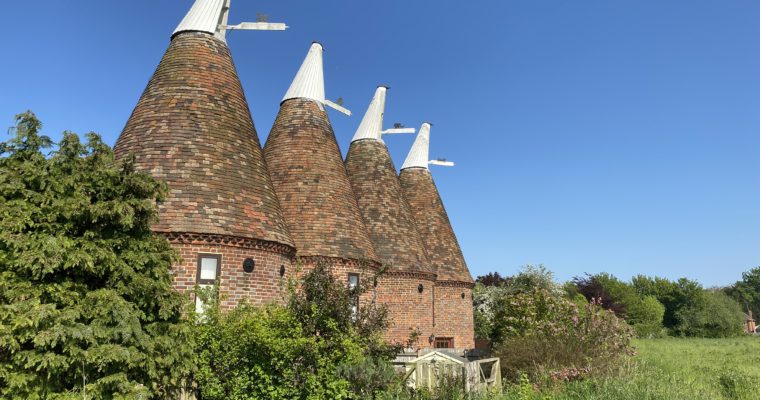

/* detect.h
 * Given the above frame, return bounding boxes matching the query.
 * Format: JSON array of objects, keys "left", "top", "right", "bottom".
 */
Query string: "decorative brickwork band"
[
  {"left": 162, "top": 232, "right": 296, "bottom": 258},
  {"left": 382, "top": 270, "right": 438, "bottom": 281},
  {"left": 434, "top": 280, "right": 476, "bottom": 289},
  {"left": 296, "top": 255, "right": 381, "bottom": 272}
]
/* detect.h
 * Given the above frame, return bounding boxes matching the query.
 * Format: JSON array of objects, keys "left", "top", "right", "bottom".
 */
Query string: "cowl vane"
[
  {"left": 401, "top": 123, "right": 455, "bottom": 170},
  {"left": 282, "top": 43, "right": 351, "bottom": 116},
  {"left": 351, "top": 86, "right": 415, "bottom": 143},
  {"left": 173, "top": 0, "right": 287, "bottom": 42}
]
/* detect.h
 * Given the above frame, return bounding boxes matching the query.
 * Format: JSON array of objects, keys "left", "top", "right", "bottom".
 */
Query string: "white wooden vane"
[
  {"left": 351, "top": 86, "right": 416, "bottom": 143},
  {"left": 173, "top": 0, "right": 288, "bottom": 42},
  {"left": 282, "top": 42, "right": 352, "bottom": 116},
  {"left": 401, "top": 123, "right": 455, "bottom": 170}
]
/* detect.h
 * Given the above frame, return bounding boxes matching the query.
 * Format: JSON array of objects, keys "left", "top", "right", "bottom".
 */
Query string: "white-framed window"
[
  {"left": 348, "top": 273, "right": 359, "bottom": 318},
  {"left": 195, "top": 254, "right": 221, "bottom": 314}
]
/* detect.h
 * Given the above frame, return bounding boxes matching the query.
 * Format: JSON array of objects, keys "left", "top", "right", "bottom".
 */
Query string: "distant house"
[{"left": 744, "top": 311, "right": 756, "bottom": 334}]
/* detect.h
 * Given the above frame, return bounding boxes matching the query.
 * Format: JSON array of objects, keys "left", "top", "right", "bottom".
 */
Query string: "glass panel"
[
  {"left": 200, "top": 257, "right": 218, "bottom": 280},
  {"left": 348, "top": 274, "right": 359, "bottom": 289},
  {"left": 195, "top": 284, "right": 212, "bottom": 314}
]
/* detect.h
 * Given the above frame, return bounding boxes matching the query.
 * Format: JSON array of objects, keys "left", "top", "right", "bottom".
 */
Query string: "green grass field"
[{"left": 502, "top": 337, "right": 760, "bottom": 400}]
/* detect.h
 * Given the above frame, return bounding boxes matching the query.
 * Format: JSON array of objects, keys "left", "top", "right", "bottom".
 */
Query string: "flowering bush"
[{"left": 491, "top": 289, "right": 635, "bottom": 383}]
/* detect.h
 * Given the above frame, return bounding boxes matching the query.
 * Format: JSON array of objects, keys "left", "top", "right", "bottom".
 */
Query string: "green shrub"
[
  {"left": 193, "top": 263, "right": 398, "bottom": 399},
  {"left": 573, "top": 274, "right": 667, "bottom": 337},
  {"left": 491, "top": 290, "right": 635, "bottom": 383},
  {"left": 627, "top": 295, "right": 667, "bottom": 338}
]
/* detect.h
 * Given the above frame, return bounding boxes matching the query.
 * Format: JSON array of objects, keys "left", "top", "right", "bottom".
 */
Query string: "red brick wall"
[
  {"left": 376, "top": 273, "right": 436, "bottom": 348},
  {"left": 166, "top": 233, "right": 294, "bottom": 309},
  {"left": 295, "top": 256, "right": 379, "bottom": 302},
  {"left": 434, "top": 282, "right": 475, "bottom": 350}
]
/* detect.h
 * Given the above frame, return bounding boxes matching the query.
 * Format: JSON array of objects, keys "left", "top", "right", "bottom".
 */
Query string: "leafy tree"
[
  {"left": 510, "top": 264, "right": 561, "bottom": 295},
  {"left": 626, "top": 295, "right": 666, "bottom": 338},
  {"left": 724, "top": 266, "right": 760, "bottom": 319},
  {"left": 476, "top": 271, "right": 510, "bottom": 287},
  {"left": 0, "top": 112, "right": 193, "bottom": 399},
  {"left": 573, "top": 274, "right": 666, "bottom": 337},
  {"left": 675, "top": 290, "right": 744, "bottom": 338},
  {"left": 474, "top": 265, "right": 561, "bottom": 340},
  {"left": 632, "top": 275, "right": 703, "bottom": 331},
  {"left": 572, "top": 273, "right": 628, "bottom": 316}
]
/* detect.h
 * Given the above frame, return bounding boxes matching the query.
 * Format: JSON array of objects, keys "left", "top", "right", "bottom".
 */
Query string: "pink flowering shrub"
[{"left": 491, "top": 289, "right": 635, "bottom": 383}]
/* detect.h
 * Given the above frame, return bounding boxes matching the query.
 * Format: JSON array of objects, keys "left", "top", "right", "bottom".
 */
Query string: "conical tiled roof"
[
  {"left": 399, "top": 126, "right": 473, "bottom": 283},
  {"left": 263, "top": 44, "right": 378, "bottom": 262},
  {"left": 345, "top": 87, "right": 433, "bottom": 275},
  {"left": 114, "top": 18, "right": 293, "bottom": 247}
]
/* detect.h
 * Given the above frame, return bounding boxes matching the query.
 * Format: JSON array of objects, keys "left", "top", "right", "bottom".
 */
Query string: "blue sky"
[{"left": 2, "top": 1, "right": 759, "bottom": 287}]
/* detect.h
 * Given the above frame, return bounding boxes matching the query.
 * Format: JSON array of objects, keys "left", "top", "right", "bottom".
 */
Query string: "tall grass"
[{"left": 499, "top": 337, "right": 760, "bottom": 400}]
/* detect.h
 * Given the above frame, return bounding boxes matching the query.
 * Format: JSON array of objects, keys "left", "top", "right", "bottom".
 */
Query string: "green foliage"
[
  {"left": 336, "top": 357, "right": 398, "bottom": 398},
  {"left": 473, "top": 265, "right": 562, "bottom": 340},
  {"left": 193, "top": 263, "right": 398, "bottom": 400},
  {"left": 626, "top": 295, "right": 666, "bottom": 338},
  {"left": 724, "top": 266, "right": 760, "bottom": 320},
  {"left": 632, "top": 275, "right": 704, "bottom": 331},
  {"left": 675, "top": 291, "right": 744, "bottom": 338},
  {"left": 573, "top": 273, "right": 667, "bottom": 337},
  {"left": 718, "top": 370, "right": 755, "bottom": 400},
  {"left": 193, "top": 300, "right": 357, "bottom": 399},
  {"left": 490, "top": 289, "right": 635, "bottom": 383},
  {"left": 0, "top": 112, "right": 193, "bottom": 399}
]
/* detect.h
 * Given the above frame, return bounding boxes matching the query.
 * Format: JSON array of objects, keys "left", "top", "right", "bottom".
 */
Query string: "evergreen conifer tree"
[{"left": 0, "top": 112, "right": 193, "bottom": 399}]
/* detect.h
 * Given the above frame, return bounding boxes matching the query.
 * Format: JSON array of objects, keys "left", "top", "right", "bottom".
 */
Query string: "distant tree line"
[{"left": 475, "top": 265, "right": 753, "bottom": 341}]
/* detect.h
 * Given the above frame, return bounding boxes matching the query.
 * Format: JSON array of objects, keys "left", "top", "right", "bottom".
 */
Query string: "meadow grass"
[{"left": 501, "top": 337, "right": 760, "bottom": 400}]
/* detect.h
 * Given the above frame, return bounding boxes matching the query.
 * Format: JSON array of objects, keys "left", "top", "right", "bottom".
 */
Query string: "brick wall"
[
  {"left": 376, "top": 273, "right": 436, "bottom": 348},
  {"left": 166, "top": 233, "right": 295, "bottom": 309},
  {"left": 434, "top": 282, "right": 475, "bottom": 350}
]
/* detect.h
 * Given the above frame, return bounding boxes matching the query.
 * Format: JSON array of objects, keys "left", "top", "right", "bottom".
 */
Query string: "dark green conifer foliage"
[{"left": 0, "top": 112, "right": 193, "bottom": 399}]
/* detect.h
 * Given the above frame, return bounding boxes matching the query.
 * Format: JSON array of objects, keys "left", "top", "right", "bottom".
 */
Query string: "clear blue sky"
[{"left": 2, "top": 1, "right": 759, "bottom": 287}]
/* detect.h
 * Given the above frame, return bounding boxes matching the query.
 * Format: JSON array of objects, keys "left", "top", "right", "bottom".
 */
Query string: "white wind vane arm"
[
  {"left": 429, "top": 159, "right": 455, "bottom": 167},
  {"left": 173, "top": 0, "right": 288, "bottom": 41},
  {"left": 381, "top": 127, "right": 416, "bottom": 135},
  {"left": 222, "top": 22, "right": 288, "bottom": 31},
  {"left": 324, "top": 100, "right": 352, "bottom": 116}
]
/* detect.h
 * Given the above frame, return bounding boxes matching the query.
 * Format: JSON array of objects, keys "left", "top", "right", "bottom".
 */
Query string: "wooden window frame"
[
  {"left": 434, "top": 337, "right": 455, "bottom": 349},
  {"left": 196, "top": 253, "right": 222, "bottom": 285}
]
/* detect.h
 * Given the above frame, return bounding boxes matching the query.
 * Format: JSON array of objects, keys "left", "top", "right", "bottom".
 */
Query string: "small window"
[
  {"left": 195, "top": 254, "right": 221, "bottom": 314},
  {"left": 348, "top": 273, "right": 359, "bottom": 289},
  {"left": 348, "top": 273, "right": 359, "bottom": 318},
  {"left": 434, "top": 337, "right": 454, "bottom": 349}
]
